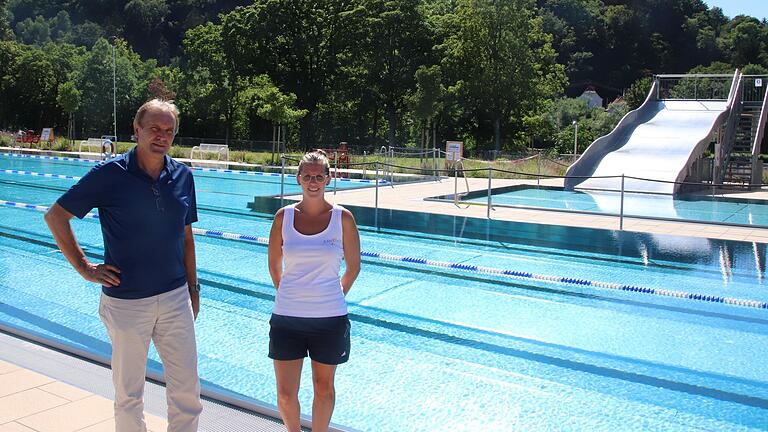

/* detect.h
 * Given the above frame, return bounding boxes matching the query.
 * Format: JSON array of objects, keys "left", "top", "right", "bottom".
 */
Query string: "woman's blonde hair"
[{"left": 298, "top": 149, "right": 330, "bottom": 175}]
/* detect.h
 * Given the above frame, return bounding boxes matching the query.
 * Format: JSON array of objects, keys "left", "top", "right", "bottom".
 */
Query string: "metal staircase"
[{"left": 723, "top": 75, "right": 767, "bottom": 186}]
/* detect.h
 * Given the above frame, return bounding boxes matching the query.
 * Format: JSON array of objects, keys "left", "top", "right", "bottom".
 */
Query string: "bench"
[
  {"left": 190, "top": 143, "right": 229, "bottom": 161},
  {"left": 80, "top": 138, "right": 114, "bottom": 154}
]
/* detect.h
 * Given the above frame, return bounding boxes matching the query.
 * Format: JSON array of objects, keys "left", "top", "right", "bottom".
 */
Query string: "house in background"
[{"left": 579, "top": 86, "right": 604, "bottom": 108}]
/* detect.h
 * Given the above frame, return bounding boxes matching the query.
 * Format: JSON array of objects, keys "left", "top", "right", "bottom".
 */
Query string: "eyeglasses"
[
  {"left": 300, "top": 174, "right": 328, "bottom": 183},
  {"left": 151, "top": 185, "right": 164, "bottom": 212}
]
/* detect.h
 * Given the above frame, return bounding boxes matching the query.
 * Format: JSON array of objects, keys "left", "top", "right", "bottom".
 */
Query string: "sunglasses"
[
  {"left": 151, "top": 185, "right": 164, "bottom": 212},
  {"left": 299, "top": 174, "right": 328, "bottom": 183}
]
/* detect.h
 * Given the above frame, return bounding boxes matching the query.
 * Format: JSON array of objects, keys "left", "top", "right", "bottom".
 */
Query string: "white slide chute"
[{"left": 565, "top": 72, "right": 740, "bottom": 194}]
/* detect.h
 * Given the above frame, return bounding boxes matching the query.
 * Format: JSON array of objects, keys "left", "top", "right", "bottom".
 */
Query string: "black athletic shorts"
[{"left": 268, "top": 314, "right": 351, "bottom": 365}]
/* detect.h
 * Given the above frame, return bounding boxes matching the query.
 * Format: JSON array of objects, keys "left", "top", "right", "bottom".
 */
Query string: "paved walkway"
[
  {"left": 0, "top": 330, "right": 299, "bottom": 432},
  {"left": 0, "top": 340, "right": 168, "bottom": 432},
  {"left": 322, "top": 177, "right": 768, "bottom": 242}
]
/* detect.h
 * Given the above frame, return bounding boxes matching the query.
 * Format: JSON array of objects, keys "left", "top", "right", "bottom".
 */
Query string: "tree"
[
  {"left": 15, "top": 15, "right": 50, "bottom": 45},
  {"left": 221, "top": 0, "right": 361, "bottom": 146},
  {"left": 1, "top": 43, "right": 58, "bottom": 130},
  {"left": 360, "top": 0, "right": 435, "bottom": 147},
  {"left": 70, "top": 21, "right": 104, "bottom": 48},
  {"left": 410, "top": 65, "right": 444, "bottom": 158},
  {"left": 246, "top": 74, "right": 307, "bottom": 162},
  {"left": 624, "top": 76, "right": 653, "bottom": 110},
  {"left": 540, "top": 96, "right": 627, "bottom": 153},
  {"left": 182, "top": 22, "right": 239, "bottom": 142},
  {"left": 124, "top": 0, "right": 171, "bottom": 62},
  {"left": 57, "top": 80, "right": 80, "bottom": 144},
  {"left": 718, "top": 16, "right": 768, "bottom": 67},
  {"left": 147, "top": 76, "right": 174, "bottom": 100},
  {"left": 0, "top": 0, "right": 13, "bottom": 40},
  {"left": 77, "top": 38, "right": 153, "bottom": 137},
  {"left": 0, "top": 40, "right": 22, "bottom": 127},
  {"left": 49, "top": 10, "right": 71, "bottom": 42},
  {"left": 442, "top": 0, "right": 566, "bottom": 153},
  {"left": 538, "top": 0, "right": 603, "bottom": 84}
]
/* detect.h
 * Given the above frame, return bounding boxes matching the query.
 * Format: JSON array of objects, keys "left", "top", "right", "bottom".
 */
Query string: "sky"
[{"left": 703, "top": 1, "right": 768, "bottom": 21}]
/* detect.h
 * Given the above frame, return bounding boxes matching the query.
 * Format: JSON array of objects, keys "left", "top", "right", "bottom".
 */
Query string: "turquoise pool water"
[
  {"left": 0, "top": 153, "right": 373, "bottom": 213},
  {"left": 464, "top": 185, "right": 768, "bottom": 227},
  {"left": 1, "top": 152, "right": 768, "bottom": 431}
]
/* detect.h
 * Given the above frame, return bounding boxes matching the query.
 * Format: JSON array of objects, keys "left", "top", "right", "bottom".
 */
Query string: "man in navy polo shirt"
[{"left": 45, "top": 99, "right": 203, "bottom": 432}]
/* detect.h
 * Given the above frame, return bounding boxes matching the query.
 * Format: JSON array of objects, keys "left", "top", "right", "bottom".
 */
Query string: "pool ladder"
[
  {"left": 453, "top": 159, "right": 470, "bottom": 207},
  {"left": 378, "top": 146, "right": 395, "bottom": 184}
]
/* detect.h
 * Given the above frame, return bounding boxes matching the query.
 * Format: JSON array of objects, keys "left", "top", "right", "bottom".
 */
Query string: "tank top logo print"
[{"left": 323, "top": 238, "right": 341, "bottom": 247}]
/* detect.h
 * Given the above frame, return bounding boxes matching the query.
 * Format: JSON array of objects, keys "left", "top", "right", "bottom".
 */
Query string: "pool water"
[
  {"left": 464, "top": 185, "right": 768, "bottom": 227},
  {"left": 1, "top": 152, "right": 767, "bottom": 431},
  {"left": 0, "top": 153, "right": 373, "bottom": 213}
]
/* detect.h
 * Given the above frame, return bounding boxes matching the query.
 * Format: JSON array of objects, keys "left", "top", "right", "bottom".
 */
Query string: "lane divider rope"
[
  {"left": 2, "top": 153, "right": 100, "bottom": 163},
  {"left": 1, "top": 152, "right": 386, "bottom": 184},
  {"left": 1, "top": 169, "right": 82, "bottom": 180},
  {"left": 2, "top": 198, "right": 766, "bottom": 311},
  {"left": 189, "top": 167, "right": 384, "bottom": 184}
]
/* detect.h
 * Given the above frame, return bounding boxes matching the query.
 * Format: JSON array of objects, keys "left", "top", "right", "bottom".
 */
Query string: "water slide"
[{"left": 564, "top": 73, "right": 739, "bottom": 194}]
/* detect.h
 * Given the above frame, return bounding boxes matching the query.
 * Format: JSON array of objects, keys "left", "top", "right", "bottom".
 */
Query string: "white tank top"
[{"left": 273, "top": 203, "right": 347, "bottom": 317}]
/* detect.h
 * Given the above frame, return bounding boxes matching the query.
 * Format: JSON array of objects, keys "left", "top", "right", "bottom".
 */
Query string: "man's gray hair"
[{"left": 133, "top": 99, "right": 180, "bottom": 134}]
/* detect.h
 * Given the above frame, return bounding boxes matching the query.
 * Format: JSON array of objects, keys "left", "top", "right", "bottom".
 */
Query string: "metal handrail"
[
  {"left": 654, "top": 73, "right": 736, "bottom": 78},
  {"left": 714, "top": 70, "right": 744, "bottom": 184},
  {"left": 726, "top": 69, "right": 741, "bottom": 107},
  {"left": 751, "top": 84, "right": 768, "bottom": 184}
]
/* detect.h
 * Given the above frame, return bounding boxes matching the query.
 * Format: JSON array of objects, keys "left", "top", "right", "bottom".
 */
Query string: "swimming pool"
[
  {"left": 1, "top": 152, "right": 767, "bottom": 431},
  {"left": 459, "top": 185, "right": 768, "bottom": 227}
]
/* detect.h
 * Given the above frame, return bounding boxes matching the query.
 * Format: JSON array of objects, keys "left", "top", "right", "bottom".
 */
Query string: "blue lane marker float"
[
  {"left": 3, "top": 198, "right": 767, "bottom": 311},
  {"left": 1, "top": 153, "right": 387, "bottom": 184},
  {"left": 0, "top": 169, "right": 82, "bottom": 181},
  {"left": 190, "top": 167, "right": 386, "bottom": 184},
  {"left": 2, "top": 153, "right": 100, "bottom": 163}
]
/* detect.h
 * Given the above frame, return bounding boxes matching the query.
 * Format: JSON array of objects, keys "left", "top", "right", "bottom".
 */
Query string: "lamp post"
[
  {"left": 110, "top": 36, "right": 117, "bottom": 143},
  {"left": 572, "top": 120, "right": 578, "bottom": 160}
]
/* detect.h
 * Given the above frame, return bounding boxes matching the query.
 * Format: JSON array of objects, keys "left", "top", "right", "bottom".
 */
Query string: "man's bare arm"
[
  {"left": 183, "top": 224, "right": 199, "bottom": 319},
  {"left": 44, "top": 203, "right": 121, "bottom": 286}
]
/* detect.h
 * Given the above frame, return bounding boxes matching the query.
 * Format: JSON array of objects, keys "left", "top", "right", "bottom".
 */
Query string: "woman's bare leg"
[
  {"left": 310, "top": 360, "right": 338, "bottom": 432},
  {"left": 274, "top": 359, "right": 304, "bottom": 432}
]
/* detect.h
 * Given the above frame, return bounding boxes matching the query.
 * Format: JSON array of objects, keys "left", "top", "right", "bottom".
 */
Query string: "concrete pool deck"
[
  {"left": 2, "top": 150, "right": 768, "bottom": 430},
  {"left": 322, "top": 176, "right": 768, "bottom": 242}
]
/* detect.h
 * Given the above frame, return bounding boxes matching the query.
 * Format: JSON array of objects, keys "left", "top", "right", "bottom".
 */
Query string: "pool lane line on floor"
[{"left": 2, "top": 198, "right": 767, "bottom": 311}]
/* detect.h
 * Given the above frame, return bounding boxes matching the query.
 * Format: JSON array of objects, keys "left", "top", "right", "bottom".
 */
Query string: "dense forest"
[{"left": 1, "top": 0, "right": 768, "bottom": 155}]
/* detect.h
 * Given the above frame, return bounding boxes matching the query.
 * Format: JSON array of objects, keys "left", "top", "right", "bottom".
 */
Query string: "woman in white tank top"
[{"left": 267, "top": 150, "right": 361, "bottom": 432}]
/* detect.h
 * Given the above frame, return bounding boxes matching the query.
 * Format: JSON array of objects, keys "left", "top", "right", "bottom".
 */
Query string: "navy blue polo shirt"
[{"left": 57, "top": 147, "right": 198, "bottom": 299}]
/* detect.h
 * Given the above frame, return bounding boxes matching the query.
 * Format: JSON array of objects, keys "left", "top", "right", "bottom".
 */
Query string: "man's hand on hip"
[{"left": 81, "top": 263, "right": 121, "bottom": 287}]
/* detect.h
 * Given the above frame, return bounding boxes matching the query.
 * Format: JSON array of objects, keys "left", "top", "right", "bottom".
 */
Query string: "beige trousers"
[{"left": 99, "top": 285, "right": 202, "bottom": 432}]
